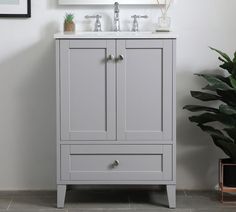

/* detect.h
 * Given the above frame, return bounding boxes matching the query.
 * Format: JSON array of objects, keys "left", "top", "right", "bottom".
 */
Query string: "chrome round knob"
[
  {"left": 118, "top": 55, "right": 124, "bottom": 60},
  {"left": 108, "top": 54, "right": 115, "bottom": 60},
  {"left": 112, "top": 160, "right": 120, "bottom": 167}
]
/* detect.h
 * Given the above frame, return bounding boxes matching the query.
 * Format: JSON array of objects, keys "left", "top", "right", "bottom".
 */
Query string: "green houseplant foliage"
[
  {"left": 64, "top": 13, "right": 74, "bottom": 23},
  {"left": 183, "top": 47, "right": 236, "bottom": 162}
]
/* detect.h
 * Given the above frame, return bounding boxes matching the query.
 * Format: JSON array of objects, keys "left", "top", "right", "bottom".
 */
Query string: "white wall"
[{"left": 0, "top": 0, "right": 236, "bottom": 190}]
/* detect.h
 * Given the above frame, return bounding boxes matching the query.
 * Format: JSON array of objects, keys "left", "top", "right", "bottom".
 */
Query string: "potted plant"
[
  {"left": 184, "top": 47, "right": 236, "bottom": 187},
  {"left": 64, "top": 13, "right": 75, "bottom": 32}
]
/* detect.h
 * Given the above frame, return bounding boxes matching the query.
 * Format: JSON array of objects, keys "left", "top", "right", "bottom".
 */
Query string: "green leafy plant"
[
  {"left": 183, "top": 47, "right": 236, "bottom": 162},
  {"left": 64, "top": 13, "right": 74, "bottom": 23}
]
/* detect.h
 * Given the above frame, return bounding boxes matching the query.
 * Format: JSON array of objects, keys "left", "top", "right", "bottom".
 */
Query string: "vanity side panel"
[
  {"left": 56, "top": 39, "right": 61, "bottom": 183},
  {"left": 172, "top": 39, "right": 177, "bottom": 183}
]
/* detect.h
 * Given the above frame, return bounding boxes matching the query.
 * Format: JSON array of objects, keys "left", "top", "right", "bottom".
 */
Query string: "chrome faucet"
[{"left": 113, "top": 2, "right": 120, "bottom": 32}]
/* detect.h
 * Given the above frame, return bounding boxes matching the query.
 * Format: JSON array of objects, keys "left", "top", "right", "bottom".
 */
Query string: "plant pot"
[
  {"left": 64, "top": 21, "right": 75, "bottom": 32},
  {"left": 222, "top": 158, "right": 236, "bottom": 187}
]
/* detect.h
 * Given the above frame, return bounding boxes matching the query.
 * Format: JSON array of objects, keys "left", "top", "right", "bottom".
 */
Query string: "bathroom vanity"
[{"left": 55, "top": 32, "right": 176, "bottom": 208}]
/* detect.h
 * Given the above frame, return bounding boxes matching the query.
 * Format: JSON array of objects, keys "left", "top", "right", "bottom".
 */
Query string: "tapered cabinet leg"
[
  {"left": 57, "top": 185, "right": 66, "bottom": 208},
  {"left": 167, "top": 185, "right": 176, "bottom": 209}
]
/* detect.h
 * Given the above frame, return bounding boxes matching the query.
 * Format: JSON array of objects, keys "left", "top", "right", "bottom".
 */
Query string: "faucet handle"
[
  {"left": 85, "top": 15, "right": 102, "bottom": 32},
  {"left": 131, "top": 15, "right": 148, "bottom": 19},
  {"left": 131, "top": 15, "right": 148, "bottom": 32}
]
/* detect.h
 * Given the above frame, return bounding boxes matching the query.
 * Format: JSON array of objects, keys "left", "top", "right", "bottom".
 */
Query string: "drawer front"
[{"left": 60, "top": 145, "right": 172, "bottom": 181}]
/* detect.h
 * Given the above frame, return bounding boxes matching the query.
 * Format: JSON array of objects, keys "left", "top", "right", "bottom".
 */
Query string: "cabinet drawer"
[{"left": 60, "top": 145, "right": 172, "bottom": 182}]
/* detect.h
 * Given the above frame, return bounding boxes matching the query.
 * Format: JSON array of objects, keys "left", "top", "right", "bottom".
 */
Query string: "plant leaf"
[
  {"left": 233, "top": 51, "right": 236, "bottom": 63},
  {"left": 224, "top": 128, "right": 236, "bottom": 143},
  {"left": 232, "top": 64, "right": 236, "bottom": 79},
  {"left": 210, "top": 47, "right": 234, "bottom": 75},
  {"left": 202, "top": 85, "right": 218, "bottom": 91},
  {"left": 205, "top": 74, "right": 231, "bottom": 86},
  {"left": 189, "top": 113, "right": 236, "bottom": 126},
  {"left": 219, "top": 104, "right": 236, "bottom": 115},
  {"left": 211, "top": 134, "right": 236, "bottom": 161},
  {"left": 195, "top": 74, "right": 232, "bottom": 90},
  {"left": 197, "top": 124, "right": 224, "bottom": 136},
  {"left": 220, "top": 62, "right": 234, "bottom": 74},
  {"left": 214, "top": 75, "right": 231, "bottom": 85},
  {"left": 183, "top": 105, "right": 219, "bottom": 113},
  {"left": 197, "top": 124, "right": 234, "bottom": 145},
  {"left": 218, "top": 57, "right": 227, "bottom": 63},
  {"left": 216, "top": 89, "right": 236, "bottom": 107},
  {"left": 202, "top": 75, "right": 231, "bottom": 91},
  {"left": 229, "top": 76, "right": 236, "bottom": 88},
  {"left": 210, "top": 47, "right": 232, "bottom": 63},
  {"left": 191, "top": 91, "right": 221, "bottom": 101}
]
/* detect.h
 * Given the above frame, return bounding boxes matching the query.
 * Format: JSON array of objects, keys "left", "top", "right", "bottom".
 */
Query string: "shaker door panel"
[
  {"left": 117, "top": 40, "right": 173, "bottom": 141},
  {"left": 60, "top": 40, "right": 116, "bottom": 141}
]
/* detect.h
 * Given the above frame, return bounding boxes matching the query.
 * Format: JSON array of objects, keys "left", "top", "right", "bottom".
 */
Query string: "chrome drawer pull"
[
  {"left": 118, "top": 55, "right": 124, "bottom": 60},
  {"left": 112, "top": 160, "right": 120, "bottom": 167}
]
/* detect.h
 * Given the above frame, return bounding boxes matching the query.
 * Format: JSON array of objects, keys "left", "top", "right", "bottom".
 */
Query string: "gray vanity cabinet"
[{"left": 56, "top": 38, "right": 176, "bottom": 209}]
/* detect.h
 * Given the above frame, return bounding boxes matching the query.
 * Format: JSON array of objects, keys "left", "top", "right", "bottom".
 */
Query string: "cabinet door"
[
  {"left": 117, "top": 40, "right": 173, "bottom": 141},
  {"left": 60, "top": 40, "right": 116, "bottom": 141}
]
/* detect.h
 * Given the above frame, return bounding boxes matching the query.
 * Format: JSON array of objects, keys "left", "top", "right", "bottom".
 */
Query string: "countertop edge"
[{"left": 54, "top": 32, "right": 178, "bottom": 39}]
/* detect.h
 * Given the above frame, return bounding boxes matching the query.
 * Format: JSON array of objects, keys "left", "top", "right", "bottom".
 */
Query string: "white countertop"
[{"left": 54, "top": 31, "right": 177, "bottom": 39}]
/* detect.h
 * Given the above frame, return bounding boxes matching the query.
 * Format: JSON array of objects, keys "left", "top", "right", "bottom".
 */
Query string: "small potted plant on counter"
[
  {"left": 64, "top": 13, "right": 75, "bottom": 32},
  {"left": 184, "top": 47, "right": 236, "bottom": 187}
]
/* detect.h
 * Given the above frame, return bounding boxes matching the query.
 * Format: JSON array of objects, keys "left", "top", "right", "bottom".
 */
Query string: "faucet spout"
[
  {"left": 113, "top": 2, "right": 120, "bottom": 32},
  {"left": 114, "top": 2, "right": 119, "bottom": 13}
]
